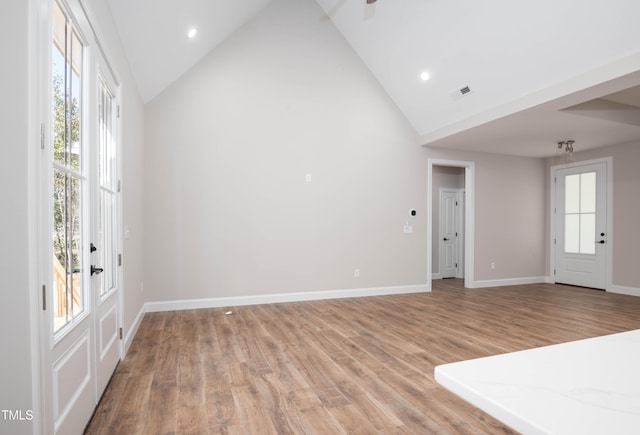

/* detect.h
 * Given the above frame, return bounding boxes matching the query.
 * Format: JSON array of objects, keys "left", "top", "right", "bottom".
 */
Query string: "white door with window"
[
  {"left": 554, "top": 162, "right": 608, "bottom": 289},
  {"left": 40, "top": 1, "right": 122, "bottom": 433}
]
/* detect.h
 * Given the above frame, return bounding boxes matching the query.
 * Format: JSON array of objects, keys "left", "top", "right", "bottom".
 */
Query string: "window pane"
[
  {"left": 99, "top": 189, "right": 117, "bottom": 296},
  {"left": 69, "top": 30, "right": 83, "bottom": 171},
  {"left": 565, "top": 174, "right": 580, "bottom": 214},
  {"left": 565, "top": 214, "right": 580, "bottom": 253},
  {"left": 580, "top": 213, "right": 596, "bottom": 255},
  {"left": 53, "top": 169, "right": 69, "bottom": 332},
  {"left": 580, "top": 172, "right": 596, "bottom": 213},
  {"left": 52, "top": 4, "right": 66, "bottom": 166},
  {"left": 52, "top": 1, "right": 85, "bottom": 335},
  {"left": 69, "top": 176, "right": 84, "bottom": 316}
]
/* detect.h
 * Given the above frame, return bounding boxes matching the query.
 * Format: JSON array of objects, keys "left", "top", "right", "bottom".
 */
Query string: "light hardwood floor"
[{"left": 85, "top": 280, "right": 640, "bottom": 434}]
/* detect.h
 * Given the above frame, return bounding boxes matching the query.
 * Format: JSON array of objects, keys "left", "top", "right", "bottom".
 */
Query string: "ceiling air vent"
[{"left": 450, "top": 84, "right": 472, "bottom": 101}]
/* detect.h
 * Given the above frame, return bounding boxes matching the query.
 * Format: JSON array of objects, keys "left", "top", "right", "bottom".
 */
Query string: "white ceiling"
[
  {"left": 107, "top": 0, "right": 640, "bottom": 158},
  {"left": 108, "top": 0, "right": 273, "bottom": 104}
]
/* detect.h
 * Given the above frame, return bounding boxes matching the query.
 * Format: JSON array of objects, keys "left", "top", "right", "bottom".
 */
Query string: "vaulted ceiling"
[{"left": 107, "top": 0, "right": 640, "bottom": 157}]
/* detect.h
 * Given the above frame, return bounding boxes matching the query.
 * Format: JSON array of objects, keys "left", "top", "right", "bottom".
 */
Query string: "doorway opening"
[{"left": 427, "top": 159, "right": 475, "bottom": 291}]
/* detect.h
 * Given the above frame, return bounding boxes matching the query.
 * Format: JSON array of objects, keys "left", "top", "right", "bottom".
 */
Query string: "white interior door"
[
  {"left": 439, "top": 189, "right": 460, "bottom": 278},
  {"left": 555, "top": 162, "right": 607, "bottom": 289}
]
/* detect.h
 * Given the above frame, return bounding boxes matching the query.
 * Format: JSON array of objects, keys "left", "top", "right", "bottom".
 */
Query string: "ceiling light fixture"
[
  {"left": 366, "top": 0, "right": 378, "bottom": 4},
  {"left": 557, "top": 140, "right": 575, "bottom": 163},
  {"left": 420, "top": 71, "right": 430, "bottom": 81},
  {"left": 558, "top": 140, "right": 575, "bottom": 153},
  {"left": 187, "top": 27, "right": 197, "bottom": 39}
]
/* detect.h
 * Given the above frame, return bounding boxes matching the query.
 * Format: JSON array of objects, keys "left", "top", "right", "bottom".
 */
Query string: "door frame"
[
  {"left": 427, "top": 159, "right": 475, "bottom": 290},
  {"left": 549, "top": 157, "right": 613, "bottom": 290}
]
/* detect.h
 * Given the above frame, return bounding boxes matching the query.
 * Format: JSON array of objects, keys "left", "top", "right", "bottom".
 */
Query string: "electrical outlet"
[{"left": 354, "top": 269, "right": 360, "bottom": 278}]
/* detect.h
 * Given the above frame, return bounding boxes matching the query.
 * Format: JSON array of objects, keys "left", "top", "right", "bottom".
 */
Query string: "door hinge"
[
  {"left": 42, "top": 285, "right": 46, "bottom": 310},
  {"left": 554, "top": 238, "right": 556, "bottom": 245},
  {"left": 117, "top": 105, "right": 121, "bottom": 118},
  {"left": 40, "top": 124, "right": 45, "bottom": 150},
  {"left": 455, "top": 232, "right": 458, "bottom": 237},
  {"left": 119, "top": 328, "right": 123, "bottom": 340},
  {"left": 554, "top": 269, "right": 556, "bottom": 275},
  {"left": 455, "top": 263, "right": 458, "bottom": 268},
  {"left": 117, "top": 180, "right": 121, "bottom": 192},
  {"left": 118, "top": 253, "right": 122, "bottom": 266},
  {"left": 455, "top": 201, "right": 458, "bottom": 206}
]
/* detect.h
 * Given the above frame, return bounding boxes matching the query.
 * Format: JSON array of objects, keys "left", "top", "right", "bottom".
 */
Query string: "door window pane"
[
  {"left": 580, "top": 172, "right": 596, "bottom": 213},
  {"left": 98, "top": 78, "right": 117, "bottom": 297},
  {"left": 564, "top": 171, "right": 598, "bottom": 255},
  {"left": 565, "top": 174, "right": 580, "bottom": 214},
  {"left": 580, "top": 213, "right": 596, "bottom": 255},
  {"left": 52, "top": 1, "right": 85, "bottom": 334},
  {"left": 565, "top": 215, "right": 580, "bottom": 254}
]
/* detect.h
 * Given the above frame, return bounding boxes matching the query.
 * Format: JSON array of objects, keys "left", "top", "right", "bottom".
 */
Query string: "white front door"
[
  {"left": 40, "top": 1, "right": 122, "bottom": 433},
  {"left": 439, "top": 189, "right": 461, "bottom": 278},
  {"left": 554, "top": 162, "right": 608, "bottom": 289}
]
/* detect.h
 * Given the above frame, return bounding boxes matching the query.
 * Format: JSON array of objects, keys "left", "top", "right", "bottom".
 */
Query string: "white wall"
[
  {"left": 144, "top": 0, "right": 427, "bottom": 304},
  {"left": 427, "top": 148, "right": 547, "bottom": 283},
  {"left": 546, "top": 142, "right": 640, "bottom": 291},
  {"left": 0, "top": 1, "right": 34, "bottom": 433}
]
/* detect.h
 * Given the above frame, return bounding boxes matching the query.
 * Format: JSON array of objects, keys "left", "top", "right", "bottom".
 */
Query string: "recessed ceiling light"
[
  {"left": 187, "top": 27, "right": 197, "bottom": 39},
  {"left": 420, "top": 71, "right": 430, "bottom": 81}
]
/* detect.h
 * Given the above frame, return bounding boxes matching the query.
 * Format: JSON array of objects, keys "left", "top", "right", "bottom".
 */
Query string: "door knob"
[
  {"left": 596, "top": 240, "right": 605, "bottom": 244},
  {"left": 91, "top": 265, "right": 104, "bottom": 275}
]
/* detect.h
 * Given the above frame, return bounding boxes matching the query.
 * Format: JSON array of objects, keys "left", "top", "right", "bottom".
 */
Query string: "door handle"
[
  {"left": 443, "top": 238, "right": 450, "bottom": 241},
  {"left": 596, "top": 240, "right": 605, "bottom": 244},
  {"left": 91, "top": 265, "right": 104, "bottom": 275}
]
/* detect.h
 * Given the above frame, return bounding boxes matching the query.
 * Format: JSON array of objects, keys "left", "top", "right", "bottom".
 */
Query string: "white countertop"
[{"left": 435, "top": 329, "right": 640, "bottom": 434}]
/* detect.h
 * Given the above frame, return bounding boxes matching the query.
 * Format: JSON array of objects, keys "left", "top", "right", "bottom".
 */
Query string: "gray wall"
[
  {"left": 144, "top": 0, "right": 428, "bottom": 303},
  {"left": 426, "top": 147, "right": 548, "bottom": 282}
]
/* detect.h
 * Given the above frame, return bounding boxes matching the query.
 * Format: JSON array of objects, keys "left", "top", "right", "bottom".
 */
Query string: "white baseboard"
[
  {"left": 145, "top": 284, "right": 429, "bottom": 313},
  {"left": 471, "top": 276, "right": 548, "bottom": 289},
  {"left": 432, "top": 273, "right": 442, "bottom": 280},
  {"left": 123, "top": 304, "right": 146, "bottom": 356},
  {"left": 607, "top": 284, "right": 640, "bottom": 297}
]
